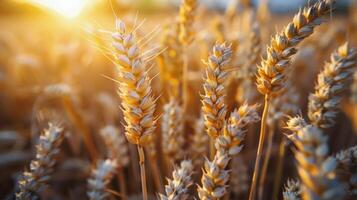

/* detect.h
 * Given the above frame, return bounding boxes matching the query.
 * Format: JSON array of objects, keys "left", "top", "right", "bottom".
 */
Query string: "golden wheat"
[
  {"left": 308, "top": 42, "right": 357, "bottom": 128},
  {"left": 16, "top": 123, "right": 63, "bottom": 200}
]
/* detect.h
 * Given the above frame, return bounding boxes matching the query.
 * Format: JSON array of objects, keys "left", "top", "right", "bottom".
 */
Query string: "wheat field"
[{"left": 0, "top": 0, "right": 357, "bottom": 200}]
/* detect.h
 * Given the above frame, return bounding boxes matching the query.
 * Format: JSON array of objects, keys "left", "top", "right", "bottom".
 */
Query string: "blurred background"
[{"left": 0, "top": 0, "right": 357, "bottom": 199}]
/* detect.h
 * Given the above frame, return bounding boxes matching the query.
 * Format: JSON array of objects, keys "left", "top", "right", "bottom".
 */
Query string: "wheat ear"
[
  {"left": 159, "top": 160, "right": 194, "bottom": 200},
  {"left": 100, "top": 125, "right": 129, "bottom": 168},
  {"left": 158, "top": 22, "right": 183, "bottom": 96},
  {"left": 111, "top": 19, "right": 157, "bottom": 200},
  {"left": 100, "top": 125, "right": 129, "bottom": 199},
  {"left": 250, "top": 1, "right": 335, "bottom": 199},
  {"left": 190, "top": 113, "right": 209, "bottom": 169},
  {"left": 162, "top": 99, "right": 185, "bottom": 164},
  {"left": 283, "top": 179, "right": 301, "bottom": 200},
  {"left": 16, "top": 123, "right": 64, "bottom": 200},
  {"left": 308, "top": 42, "right": 357, "bottom": 128},
  {"left": 237, "top": 22, "right": 261, "bottom": 104},
  {"left": 286, "top": 118, "right": 345, "bottom": 200},
  {"left": 178, "top": 0, "right": 197, "bottom": 46},
  {"left": 201, "top": 42, "right": 232, "bottom": 158},
  {"left": 198, "top": 104, "right": 260, "bottom": 199},
  {"left": 334, "top": 145, "right": 357, "bottom": 198},
  {"left": 179, "top": 0, "right": 197, "bottom": 111},
  {"left": 256, "top": 0, "right": 335, "bottom": 96},
  {"left": 87, "top": 159, "right": 117, "bottom": 200}
]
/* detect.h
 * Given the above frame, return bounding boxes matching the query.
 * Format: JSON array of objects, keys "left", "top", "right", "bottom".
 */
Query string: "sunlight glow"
[{"left": 31, "top": 0, "right": 88, "bottom": 18}]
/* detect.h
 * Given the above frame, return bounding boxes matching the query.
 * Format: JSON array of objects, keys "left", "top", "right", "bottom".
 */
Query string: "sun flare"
[{"left": 30, "top": 0, "right": 88, "bottom": 18}]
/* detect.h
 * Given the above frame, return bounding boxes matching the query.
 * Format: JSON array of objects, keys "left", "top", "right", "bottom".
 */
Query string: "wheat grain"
[
  {"left": 16, "top": 123, "right": 63, "bottom": 200},
  {"left": 308, "top": 42, "right": 357, "bottom": 128}
]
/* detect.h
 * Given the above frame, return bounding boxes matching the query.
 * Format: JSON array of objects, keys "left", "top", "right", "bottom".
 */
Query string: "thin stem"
[
  {"left": 248, "top": 95, "right": 270, "bottom": 200},
  {"left": 182, "top": 47, "right": 189, "bottom": 111},
  {"left": 258, "top": 123, "right": 275, "bottom": 200},
  {"left": 137, "top": 145, "right": 148, "bottom": 200},
  {"left": 272, "top": 138, "right": 287, "bottom": 200},
  {"left": 117, "top": 168, "right": 128, "bottom": 200},
  {"left": 62, "top": 97, "right": 97, "bottom": 161},
  {"left": 148, "top": 155, "right": 164, "bottom": 193}
]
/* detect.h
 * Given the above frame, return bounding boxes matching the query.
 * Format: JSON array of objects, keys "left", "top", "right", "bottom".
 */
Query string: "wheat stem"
[
  {"left": 272, "top": 138, "right": 287, "bottom": 199},
  {"left": 117, "top": 168, "right": 127, "bottom": 200},
  {"left": 137, "top": 145, "right": 148, "bottom": 200},
  {"left": 258, "top": 123, "right": 275, "bottom": 200},
  {"left": 249, "top": 95, "right": 270, "bottom": 200},
  {"left": 182, "top": 50, "right": 189, "bottom": 111}
]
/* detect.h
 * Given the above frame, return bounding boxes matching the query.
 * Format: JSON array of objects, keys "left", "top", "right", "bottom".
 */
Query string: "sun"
[{"left": 30, "top": 0, "right": 88, "bottom": 18}]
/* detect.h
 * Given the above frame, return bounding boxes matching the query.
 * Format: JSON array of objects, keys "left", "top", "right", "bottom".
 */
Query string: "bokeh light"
[{"left": 29, "top": 0, "right": 89, "bottom": 18}]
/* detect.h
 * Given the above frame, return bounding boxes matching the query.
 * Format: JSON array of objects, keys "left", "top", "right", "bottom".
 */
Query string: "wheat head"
[
  {"left": 162, "top": 99, "right": 185, "bottom": 163},
  {"left": 198, "top": 104, "right": 260, "bottom": 199},
  {"left": 256, "top": 0, "right": 335, "bottom": 96},
  {"left": 308, "top": 42, "right": 357, "bottom": 128},
  {"left": 100, "top": 125, "right": 129, "bottom": 168},
  {"left": 287, "top": 118, "right": 345, "bottom": 200},
  {"left": 16, "top": 123, "right": 64, "bottom": 200},
  {"left": 201, "top": 43, "right": 232, "bottom": 138},
  {"left": 111, "top": 19, "right": 157, "bottom": 146},
  {"left": 283, "top": 179, "right": 301, "bottom": 200},
  {"left": 87, "top": 159, "right": 117, "bottom": 200},
  {"left": 334, "top": 145, "right": 357, "bottom": 198},
  {"left": 159, "top": 160, "right": 194, "bottom": 200},
  {"left": 179, "top": 0, "right": 197, "bottom": 45}
]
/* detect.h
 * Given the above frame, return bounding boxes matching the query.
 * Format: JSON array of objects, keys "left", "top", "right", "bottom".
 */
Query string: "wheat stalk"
[
  {"left": 308, "top": 42, "right": 357, "bottom": 128},
  {"left": 198, "top": 104, "right": 260, "bottom": 199},
  {"left": 16, "top": 123, "right": 64, "bottom": 200},
  {"left": 162, "top": 99, "right": 185, "bottom": 164},
  {"left": 286, "top": 118, "right": 345, "bottom": 200},
  {"left": 250, "top": 1, "right": 335, "bottom": 199},
  {"left": 110, "top": 19, "right": 157, "bottom": 200},
  {"left": 159, "top": 160, "right": 194, "bottom": 200},
  {"left": 283, "top": 179, "right": 301, "bottom": 200},
  {"left": 259, "top": 85, "right": 300, "bottom": 200},
  {"left": 87, "top": 159, "right": 117, "bottom": 200}
]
